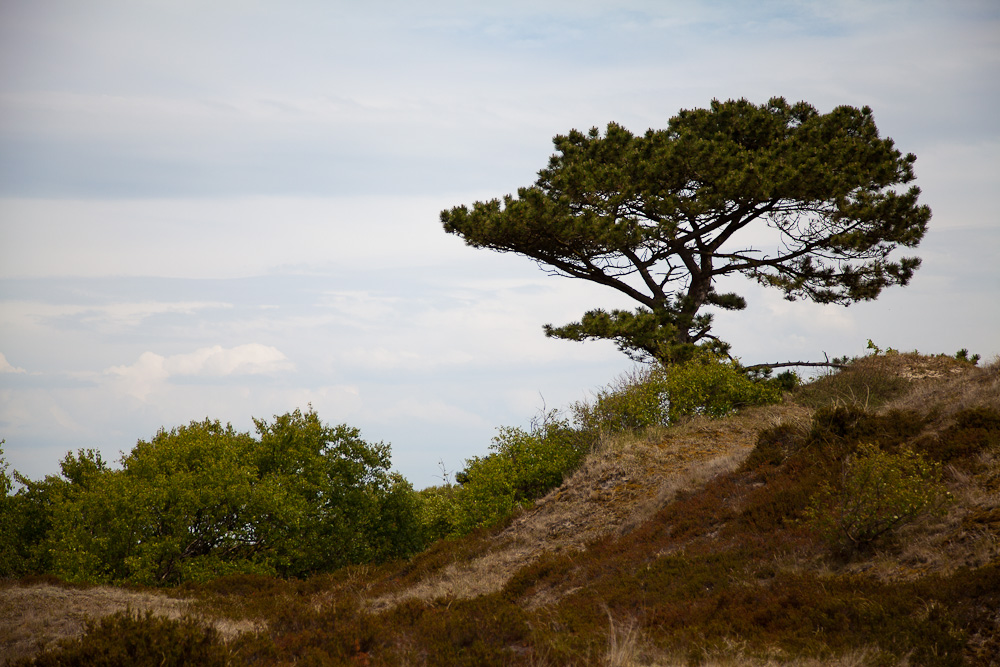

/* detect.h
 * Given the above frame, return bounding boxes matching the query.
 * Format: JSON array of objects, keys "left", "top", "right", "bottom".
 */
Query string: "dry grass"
[
  {"left": 371, "top": 404, "right": 809, "bottom": 611},
  {"left": 603, "top": 611, "right": 642, "bottom": 667},
  {"left": 628, "top": 649, "right": 909, "bottom": 666},
  {"left": 595, "top": 621, "right": 910, "bottom": 667},
  {"left": 886, "top": 355, "right": 1000, "bottom": 417},
  {"left": 0, "top": 583, "right": 189, "bottom": 664},
  {"left": 0, "top": 582, "right": 262, "bottom": 665}
]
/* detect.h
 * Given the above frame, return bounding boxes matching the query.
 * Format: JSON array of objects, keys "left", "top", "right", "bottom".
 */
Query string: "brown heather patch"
[
  {"left": 0, "top": 582, "right": 188, "bottom": 665},
  {"left": 0, "top": 581, "right": 263, "bottom": 665},
  {"left": 369, "top": 404, "right": 808, "bottom": 612}
]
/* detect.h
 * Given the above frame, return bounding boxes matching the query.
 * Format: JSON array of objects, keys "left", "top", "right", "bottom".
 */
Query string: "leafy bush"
[
  {"left": 572, "top": 366, "right": 671, "bottom": 434},
  {"left": 662, "top": 355, "right": 783, "bottom": 421},
  {"left": 454, "top": 414, "right": 590, "bottom": 534},
  {"left": 36, "top": 408, "right": 421, "bottom": 585},
  {"left": 0, "top": 449, "right": 108, "bottom": 578},
  {"left": 806, "top": 443, "right": 952, "bottom": 554},
  {"left": 0, "top": 440, "right": 15, "bottom": 575},
  {"left": 573, "top": 357, "right": 781, "bottom": 436},
  {"left": 415, "top": 484, "right": 463, "bottom": 543}
]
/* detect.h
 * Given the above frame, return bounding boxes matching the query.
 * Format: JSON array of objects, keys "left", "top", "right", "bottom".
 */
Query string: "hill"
[{"left": 3, "top": 353, "right": 998, "bottom": 665}]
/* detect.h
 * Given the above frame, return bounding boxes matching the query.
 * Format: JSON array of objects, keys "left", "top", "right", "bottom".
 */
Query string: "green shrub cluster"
[
  {"left": 414, "top": 483, "right": 463, "bottom": 544},
  {"left": 457, "top": 415, "right": 589, "bottom": 533},
  {"left": 424, "top": 414, "right": 591, "bottom": 537},
  {"left": 661, "top": 355, "right": 783, "bottom": 421},
  {"left": 0, "top": 409, "right": 424, "bottom": 585},
  {"left": 573, "top": 355, "right": 783, "bottom": 435},
  {"left": 806, "top": 443, "right": 952, "bottom": 554},
  {"left": 572, "top": 366, "right": 670, "bottom": 433},
  {"left": 419, "top": 356, "right": 784, "bottom": 539}
]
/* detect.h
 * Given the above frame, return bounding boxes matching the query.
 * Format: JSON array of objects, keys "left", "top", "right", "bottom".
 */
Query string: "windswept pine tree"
[{"left": 442, "top": 98, "right": 931, "bottom": 363}]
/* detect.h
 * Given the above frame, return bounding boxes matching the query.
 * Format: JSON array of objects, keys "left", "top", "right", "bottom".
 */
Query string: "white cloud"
[
  {"left": 0, "top": 353, "right": 27, "bottom": 374},
  {"left": 1, "top": 0, "right": 996, "bottom": 492},
  {"left": 0, "top": 196, "right": 468, "bottom": 279},
  {"left": 381, "top": 396, "right": 489, "bottom": 429},
  {"left": 164, "top": 344, "right": 292, "bottom": 376},
  {"left": 105, "top": 344, "right": 292, "bottom": 400}
]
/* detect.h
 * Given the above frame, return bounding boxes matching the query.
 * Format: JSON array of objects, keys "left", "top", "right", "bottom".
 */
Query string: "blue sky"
[{"left": 1, "top": 0, "right": 998, "bottom": 488}]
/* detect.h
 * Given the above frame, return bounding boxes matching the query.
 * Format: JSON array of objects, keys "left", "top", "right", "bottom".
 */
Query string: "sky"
[{"left": 1, "top": 0, "right": 998, "bottom": 489}]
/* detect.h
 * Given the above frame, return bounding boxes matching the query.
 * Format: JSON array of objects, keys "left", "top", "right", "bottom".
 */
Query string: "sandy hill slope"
[
  {"left": 367, "top": 354, "right": 998, "bottom": 601},
  {"left": 3, "top": 353, "right": 999, "bottom": 666},
  {"left": 369, "top": 402, "right": 812, "bottom": 609}
]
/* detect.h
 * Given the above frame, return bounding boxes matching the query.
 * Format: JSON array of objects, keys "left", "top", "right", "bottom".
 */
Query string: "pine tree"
[{"left": 441, "top": 98, "right": 930, "bottom": 363}]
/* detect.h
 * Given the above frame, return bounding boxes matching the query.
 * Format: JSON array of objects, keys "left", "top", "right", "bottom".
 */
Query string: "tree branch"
[{"left": 742, "top": 360, "right": 849, "bottom": 371}]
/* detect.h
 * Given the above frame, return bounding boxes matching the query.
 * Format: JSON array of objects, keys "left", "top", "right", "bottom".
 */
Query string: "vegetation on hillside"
[
  {"left": 2, "top": 350, "right": 998, "bottom": 665},
  {"left": 0, "top": 409, "right": 423, "bottom": 585}
]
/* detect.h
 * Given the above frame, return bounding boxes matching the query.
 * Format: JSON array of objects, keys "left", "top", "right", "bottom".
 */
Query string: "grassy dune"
[{"left": 3, "top": 353, "right": 998, "bottom": 666}]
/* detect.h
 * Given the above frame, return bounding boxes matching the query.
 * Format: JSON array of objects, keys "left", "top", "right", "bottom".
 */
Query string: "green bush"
[
  {"left": 572, "top": 366, "right": 671, "bottom": 434},
  {"left": 573, "top": 357, "right": 782, "bottom": 436},
  {"left": 805, "top": 443, "right": 952, "bottom": 554},
  {"left": 0, "top": 449, "right": 107, "bottom": 578},
  {"left": 0, "top": 440, "right": 14, "bottom": 575},
  {"left": 662, "top": 355, "right": 783, "bottom": 421},
  {"left": 415, "top": 484, "right": 462, "bottom": 544},
  {"left": 954, "top": 348, "right": 981, "bottom": 365},
  {"left": 36, "top": 408, "right": 421, "bottom": 585},
  {"left": 454, "top": 414, "right": 590, "bottom": 534}
]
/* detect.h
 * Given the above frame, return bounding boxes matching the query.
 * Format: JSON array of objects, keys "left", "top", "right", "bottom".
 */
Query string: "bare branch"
[{"left": 742, "top": 360, "right": 849, "bottom": 371}]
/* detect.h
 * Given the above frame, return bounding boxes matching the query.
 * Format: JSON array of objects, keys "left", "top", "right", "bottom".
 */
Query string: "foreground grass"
[{"left": 5, "top": 354, "right": 999, "bottom": 666}]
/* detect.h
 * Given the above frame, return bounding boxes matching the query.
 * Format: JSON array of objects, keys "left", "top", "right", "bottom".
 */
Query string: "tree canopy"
[
  {"left": 0, "top": 409, "right": 423, "bottom": 585},
  {"left": 441, "top": 97, "right": 931, "bottom": 363}
]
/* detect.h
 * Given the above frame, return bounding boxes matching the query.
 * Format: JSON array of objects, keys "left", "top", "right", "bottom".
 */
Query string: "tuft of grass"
[
  {"left": 603, "top": 610, "right": 641, "bottom": 667},
  {"left": 793, "top": 355, "right": 913, "bottom": 409}
]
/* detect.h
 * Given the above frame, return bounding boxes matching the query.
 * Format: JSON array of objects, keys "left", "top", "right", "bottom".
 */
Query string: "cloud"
[
  {"left": 105, "top": 344, "right": 292, "bottom": 400},
  {"left": 0, "top": 196, "right": 468, "bottom": 280},
  {"left": 381, "top": 396, "right": 489, "bottom": 429},
  {"left": 0, "top": 353, "right": 27, "bottom": 374}
]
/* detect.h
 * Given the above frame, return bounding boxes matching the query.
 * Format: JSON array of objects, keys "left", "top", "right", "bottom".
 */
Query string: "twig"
[{"left": 743, "top": 361, "right": 849, "bottom": 371}]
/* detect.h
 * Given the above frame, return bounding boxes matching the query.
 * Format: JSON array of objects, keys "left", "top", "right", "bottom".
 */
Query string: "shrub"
[
  {"left": 916, "top": 407, "right": 1000, "bottom": 465},
  {"left": 454, "top": 414, "right": 590, "bottom": 534},
  {"left": 0, "top": 440, "right": 17, "bottom": 575},
  {"left": 793, "top": 357, "right": 910, "bottom": 409},
  {"left": 954, "top": 348, "right": 981, "bottom": 365},
  {"left": 741, "top": 422, "right": 805, "bottom": 470},
  {"left": 662, "top": 355, "right": 783, "bottom": 421},
  {"left": 573, "top": 357, "right": 782, "bottom": 435},
  {"left": 572, "top": 366, "right": 671, "bottom": 434},
  {"left": 41, "top": 408, "right": 422, "bottom": 586},
  {"left": 415, "top": 483, "right": 462, "bottom": 544},
  {"left": 805, "top": 443, "right": 952, "bottom": 554},
  {"left": 13, "top": 610, "right": 229, "bottom": 667}
]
